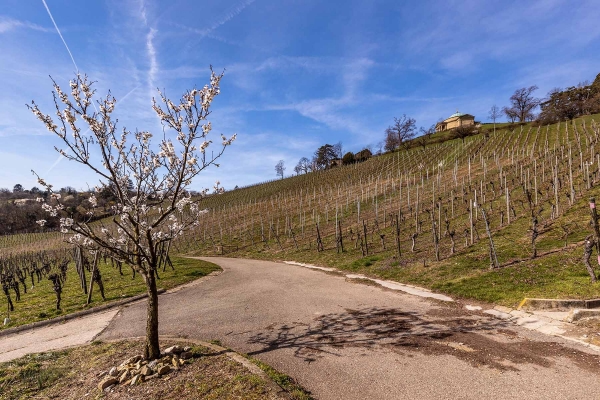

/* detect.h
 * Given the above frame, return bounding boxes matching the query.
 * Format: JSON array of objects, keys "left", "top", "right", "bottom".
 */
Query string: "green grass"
[
  {"left": 0, "top": 350, "right": 69, "bottom": 399},
  {"left": 174, "top": 112, "right": 600, "bottom": 308},
  {"left": 205, "top": 183, "right": 600, "bottom": 307},
  {"left": 245, "top": 356, "right": 314, "bottom": 400},
  {"left": 0, "top": 256, "right": 219, "bottom": 330}
]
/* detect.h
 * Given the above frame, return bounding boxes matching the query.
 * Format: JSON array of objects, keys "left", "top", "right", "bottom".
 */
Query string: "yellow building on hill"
[{"left": 435, "top": 111, "right": 475, "bottom": 132}]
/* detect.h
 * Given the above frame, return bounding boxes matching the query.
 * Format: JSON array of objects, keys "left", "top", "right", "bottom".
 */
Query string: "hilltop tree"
[
  {"left": 28, "top": 69, "right": 235, "bottom": 360},
  {"left": 13, "top": 184, "right": 23, "bottom": 193},
  {"left": 355, "top": 148, "right": 372, "bottom": 162},
  {"left": 275, "top": 160, "right": 285, "bottom": 179},
  {"left": 452, "top": 125, "right": 477, "bottom": 143},
  {"left": 420, "top": 124, "right": 436, "bottom": 138},
  {"left": 538, "top": 81, "right": 600, "bottom": 125},
  {"left": 503, "top": 106, "right": 518, "bottom": 123},
  {"left": 503, "top": 86, "right": 540, "bottom": 122},
  {"left": 416, "top": 124, "right": 436, "bottom": 149},
  {"left": 333, "top": 142, "right": 343, "bottom": 159},
  {"left": 313, "top": 144, "right": 337, "bottom": 170},
  {"left": 384, "top": 114, "right": 416, "bottom": 151},
  {"left": 488, "top": 104, "right": 501, "bottom": 135},
  {"left": 342, "top": 151, "right": 355, "bottom": 165},
  {"left": 295, "top": 157, "right": 311, "bottom": 174}
]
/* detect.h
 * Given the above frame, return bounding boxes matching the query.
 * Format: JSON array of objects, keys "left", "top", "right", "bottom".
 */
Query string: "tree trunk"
[{"left": 144, "top": 270, "right": 161, "bottom": 360}]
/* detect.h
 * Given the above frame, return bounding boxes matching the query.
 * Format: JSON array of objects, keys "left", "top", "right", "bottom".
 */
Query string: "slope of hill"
[{"left": 176, "top": 114, "right": 600, "bottom": 306}]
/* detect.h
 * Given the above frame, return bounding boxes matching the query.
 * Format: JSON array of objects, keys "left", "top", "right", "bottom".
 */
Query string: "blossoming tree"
[{"left": 28, "top": 69, "right": 235, "bottom": 360}]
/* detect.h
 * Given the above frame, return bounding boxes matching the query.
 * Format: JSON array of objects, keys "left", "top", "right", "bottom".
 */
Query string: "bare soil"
[
  {"left": 568, "top": 318, "right": 600, "bottom": 347},
  {"left": 0, "top": 339, "right": 307, "bottom": 400}
]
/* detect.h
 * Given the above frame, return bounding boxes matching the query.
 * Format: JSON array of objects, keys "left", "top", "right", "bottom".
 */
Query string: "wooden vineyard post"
[
  {"left": 86, "top": 251, "right": 99, "bottom": 305},
  {"left": 554, "top": 164, "right": 560, "bottom": 217},
  {"left": 584, "top": 235, "right": 597, "bottom": 282},
  {"left": 336, "top": 220, "right": 344, "bottom": 253},
  {"left": 164, "top": 240, "right": 174, "bottom": 270},
  {"left": 431, "top": 210, "right": 440, "bottom": 261},
  {"left": 591, "top": 198, "right": 600, "bottom": 245},
  {"left": 480, "top": 207, "right": 499, "bottom": 268},
  {"left": 588, "top": 198, "right": 600, "bottom": 280},
  {"left": 270, "top": 224, "right": 283, "bottom": 250},
  {"left": 505, "top": 183, "right": 510, "bottom": 225},
  {"left": 74, "top": 246, "right": 87, "bottom": 294},
  {"left": 158, "top": 241, "right": 166, "bottom": 271},
  {"left": 289, "top": 226, "right": 299, "bottom": 250},
  {"left": 534, "top": 159, "right": 538, "bottom": 205},
  {"left": 395, "top": 214, "right": 401, "bottom": 258},
  {"left": 470, "top": 199, "right": 474, "bottom": 245},
  {"left": 48, "top": 273, "right": 62, "bottom": 310},
  {"left": 363, "top": 220, "right": 369, "bottom": 255},
  {"left": 531, "top": 216, "right": 539, "bottom": 259},
  {"left": 315, "top": 223, "right": 324, "bottom": 252}
]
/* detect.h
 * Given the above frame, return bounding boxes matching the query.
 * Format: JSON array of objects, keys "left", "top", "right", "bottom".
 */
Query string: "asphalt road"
[{"left": 98, "top": 257, "right": 600, "bottom": 400}]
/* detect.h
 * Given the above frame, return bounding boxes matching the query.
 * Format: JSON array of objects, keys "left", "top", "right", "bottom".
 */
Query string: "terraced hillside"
[{"left": 176, "top": 114, "right": 600, "bottom": 306}]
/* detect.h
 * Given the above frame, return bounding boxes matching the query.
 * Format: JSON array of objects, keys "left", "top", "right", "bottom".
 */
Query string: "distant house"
[
  {"left": 329, "top": 158, "right": 342, "bottom": 168},
  {"left": 13, "top": 198, "right": 34, "bottom": 206},
  {"left": 435, "top": 111, "right": 475, "bottom": 132}
]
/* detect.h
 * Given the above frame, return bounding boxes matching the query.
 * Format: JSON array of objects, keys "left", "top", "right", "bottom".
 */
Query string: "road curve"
[{"left": 98, "top": 257, "right": 600, "bottom": 400}]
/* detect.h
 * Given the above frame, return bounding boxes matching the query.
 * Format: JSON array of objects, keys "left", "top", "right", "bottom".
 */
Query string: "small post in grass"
[
  {"left": 587, "top": 197, "right": 600, "bottom": 282},
  {"left": 86, "top": 251, "right": 100, "bottom": 305}
]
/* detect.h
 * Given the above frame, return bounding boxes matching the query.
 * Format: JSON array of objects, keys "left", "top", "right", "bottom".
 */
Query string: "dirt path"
[{"left": 96, "top": 257, "right": 600, "bottom": 400}]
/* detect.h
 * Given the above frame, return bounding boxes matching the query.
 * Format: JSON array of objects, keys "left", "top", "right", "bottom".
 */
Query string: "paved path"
[
  {"left": 95, "top": 257, "right": 600, "bottom": 400},
  {"left": 0, "top": 309, "right": 118, "bottom": 363}
]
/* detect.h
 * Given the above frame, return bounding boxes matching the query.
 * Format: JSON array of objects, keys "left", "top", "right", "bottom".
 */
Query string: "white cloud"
[
  {"left": 0, "top": 17, "right": 52, "bottom": 33},
  {"left": 189, "top": 0, "right": 255, "bottom": 37},
  {"left": 146, "top": 27, "right": 158, "bottom": 90}
]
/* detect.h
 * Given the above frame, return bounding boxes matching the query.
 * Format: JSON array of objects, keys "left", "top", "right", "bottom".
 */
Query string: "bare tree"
[
  {"left": 275, "top": 160, "right": 285, "bottom": 179},
  {"left": 504, "top": 86, "right": 540, "bottom": 122},
  {"left": 488, "top": 104, "right": 501, "bottom": 135},
  {"left": 295, "top": 157, "right": 311, "bottom": 174},
  {"left": 420, "top": 124, "right": 436, "bottom": 138},
  {"left": 333, "top": 142, "right": 343, "bottom": 159},
  {"left": 384, "top": 114, "right": 416, "bottom": 151},
  {"left": 29, "top": 70, "right": 235, "bottom": 360},
  {"left": 502, "top": 106, "right": 518, "bottom": 123},
  {"left": 416, "top": 124, "right": 435, "bottom": 149}
]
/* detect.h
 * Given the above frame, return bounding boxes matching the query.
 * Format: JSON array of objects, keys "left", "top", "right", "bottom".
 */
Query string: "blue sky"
[{"left": 1, "top": 0, "right": 599, "bottom": 192}]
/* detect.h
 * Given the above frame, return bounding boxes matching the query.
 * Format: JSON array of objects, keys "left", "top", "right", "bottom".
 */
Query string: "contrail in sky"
[
  {"left": 41, "top": 0, "right": 80, "bottom": 177},
  {"left": 41, "top": 0, "right": 79, "bottom": 73},
  {"left": 41, "top": 0, "right": 142, "bottom": 177}
]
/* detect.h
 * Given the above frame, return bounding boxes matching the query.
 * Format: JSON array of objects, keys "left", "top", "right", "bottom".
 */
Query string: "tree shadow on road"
[{"left": 247, "top": 306, "right": 600, "bottom": 373}]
